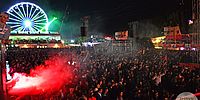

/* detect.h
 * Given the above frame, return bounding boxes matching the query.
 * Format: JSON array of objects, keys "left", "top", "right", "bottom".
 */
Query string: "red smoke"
[{"left": 6, "top": 56, "right": 73, "bottom": 96}]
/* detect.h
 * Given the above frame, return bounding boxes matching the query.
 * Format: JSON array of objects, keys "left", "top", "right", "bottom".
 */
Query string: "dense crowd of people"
[{"left": 6, "top": 45, "right": 200, "bottom": 100}]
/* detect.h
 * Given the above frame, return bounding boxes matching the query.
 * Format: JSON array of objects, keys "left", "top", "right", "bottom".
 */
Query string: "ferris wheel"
[{"left": 7, "top": 2, "right": 49, "bottom": 33}]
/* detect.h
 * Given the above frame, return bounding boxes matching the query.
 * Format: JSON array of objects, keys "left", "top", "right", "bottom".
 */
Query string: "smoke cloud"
[{"left": 6, "top": 56, "right": 73, "bottom": 96}]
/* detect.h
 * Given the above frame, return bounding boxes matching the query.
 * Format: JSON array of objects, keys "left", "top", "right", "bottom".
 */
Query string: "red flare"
[{"left": 6, "top": 56, "right": 73, "bottom": 96}]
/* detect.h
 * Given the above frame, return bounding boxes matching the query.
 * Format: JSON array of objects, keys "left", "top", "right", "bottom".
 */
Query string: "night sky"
[{"left": 0, "top": 0, "right": 190, "bottom": 38}]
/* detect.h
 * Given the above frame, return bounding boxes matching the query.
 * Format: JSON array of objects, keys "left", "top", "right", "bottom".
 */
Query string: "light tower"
[
  {"left": 192, "top": 0, "right": 200, "bottom": 64},
  {"left": 80, "top": 16, "right": 89, "bottom": 37},
  {"left": 128, "top": 21, "right": 139, "bottom": 40}
]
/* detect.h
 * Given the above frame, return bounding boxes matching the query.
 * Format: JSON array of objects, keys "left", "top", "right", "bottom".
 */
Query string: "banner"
[
  {"left": 115, "top": 31, "right": 128, "bottom": 40},
  {"left": 164, "top": 26, "right": 181, "bottom": 36}
]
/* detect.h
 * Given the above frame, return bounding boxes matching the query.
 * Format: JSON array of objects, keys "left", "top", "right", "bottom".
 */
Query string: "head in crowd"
[{"left": 0, "top": 12, "right": 9, "bottom": 25}]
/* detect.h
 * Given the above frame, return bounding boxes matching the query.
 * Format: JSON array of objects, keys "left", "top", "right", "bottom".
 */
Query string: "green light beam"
[{"left": 40, "top": 17, "right": 57, "bottom": 32}]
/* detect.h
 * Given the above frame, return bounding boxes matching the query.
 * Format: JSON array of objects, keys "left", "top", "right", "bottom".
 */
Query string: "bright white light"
[
  {"left": 189, "top": 20, "right": 193, "bottom": 25},
  {"left": 6, "top": 61, "right": 12, "bottom": 80},
  {"left": 71, "top": 40, "right": 75, "bottom": 43},
  {"left": 24, "top": 19, "right": 32, "bottom": 27},
  {"left": 180, "top": 47, "right": 185, "bottom": 50},
  {"left": 88, "top": 42, "right": 93, "bottom": 46},
  {"left": 91, "top": 35, "right": 94, "bottom": 38},
  {"left": 192, "top": 48, "right": 196, "bottom": 51},
  {"left": 72, "top": 61, "right": 76, "bottom": 65}
]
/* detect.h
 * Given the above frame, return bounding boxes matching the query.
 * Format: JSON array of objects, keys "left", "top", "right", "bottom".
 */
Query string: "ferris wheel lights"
[
  {"left": 7, "top": 2, "right": 48, "bottom": 33},
  {"left": 23, "top": 19, "right": 32, "bottom": 27}
]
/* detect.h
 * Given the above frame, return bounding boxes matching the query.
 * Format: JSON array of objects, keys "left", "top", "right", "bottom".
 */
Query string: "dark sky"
[{"left": 0, "top": 0, "right": 189, "bottom": 38}]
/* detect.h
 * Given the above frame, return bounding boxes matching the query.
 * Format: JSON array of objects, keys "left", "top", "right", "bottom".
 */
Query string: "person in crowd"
[{"left": 0, "top": 12, "right": 10, "bottom": 40}]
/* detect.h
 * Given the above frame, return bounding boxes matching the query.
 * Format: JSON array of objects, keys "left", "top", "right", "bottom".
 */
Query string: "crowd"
[{"left": 5, "top": 45, "right": 200, "bottom": 100}]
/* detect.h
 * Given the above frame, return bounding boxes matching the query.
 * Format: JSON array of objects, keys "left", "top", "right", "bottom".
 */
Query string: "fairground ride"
[{"left": 6, "top": 2, "right": 63, "bottom": 48}]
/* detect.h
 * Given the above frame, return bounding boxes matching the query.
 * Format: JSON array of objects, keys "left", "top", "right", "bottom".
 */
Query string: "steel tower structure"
[{"left": 192, "top": 0, "right": 200, "bottom": 64}]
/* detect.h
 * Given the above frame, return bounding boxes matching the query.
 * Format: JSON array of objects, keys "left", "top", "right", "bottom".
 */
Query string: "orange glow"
[
  {"left": 22, "top": 44, "right": 28, "bottom": 48},
  {"left": 54, "top": 44, "right": 59, "bottom": 48}
]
